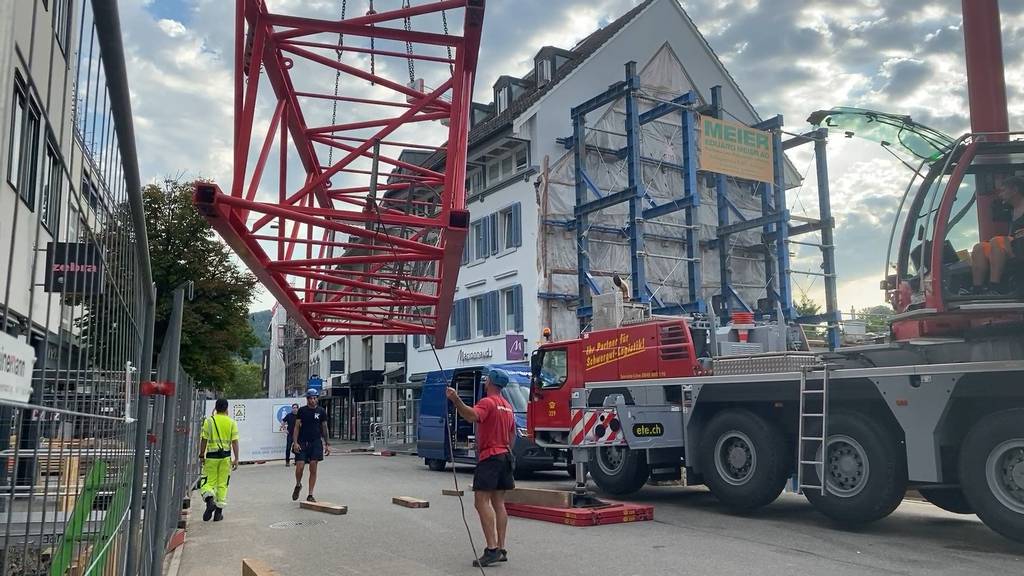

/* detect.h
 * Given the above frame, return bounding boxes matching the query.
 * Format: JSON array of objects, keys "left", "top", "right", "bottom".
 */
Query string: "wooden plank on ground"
[
  {"left": 503, "top": 487, "right": 572, "bottom": 508},
  {"left": 299, "top": 500, "right": 348, "bottom": 515},
  {"left": 441, "top": 489, "right": 464, "bottom": 497},
  {"left": 242, "top": 559, "right": 280, "bottom": 576},
  {"left": 392, "top": 496, "right": 429, "bottom": 508}
]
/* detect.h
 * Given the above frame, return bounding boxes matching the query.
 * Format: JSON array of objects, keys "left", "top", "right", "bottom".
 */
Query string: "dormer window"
[
  {"left": 496, "top": 87, "right": 509, "bottom": 114},
  {"left": 539, "top": 59, "right": 552, "bottom": 84}
]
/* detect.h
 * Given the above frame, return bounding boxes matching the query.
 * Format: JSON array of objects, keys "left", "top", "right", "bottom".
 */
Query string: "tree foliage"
[
  {"left": 794, "top": 294, "right": 821, "bottom": 318},
  {"left": 222, "top": 359, "right": 266, "bottom": 399},
  {"left": 145, "top": 180, "right": 260, "bottom": 390}
]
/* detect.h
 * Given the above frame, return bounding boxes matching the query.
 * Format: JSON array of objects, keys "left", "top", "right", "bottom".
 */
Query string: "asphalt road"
[{"left": 178, "top": 451, "right": 1024, "bottom": 576}]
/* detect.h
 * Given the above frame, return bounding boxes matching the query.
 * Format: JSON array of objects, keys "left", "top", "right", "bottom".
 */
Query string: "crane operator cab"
[{"left": 810, "top": 108, "right": 1024, "bottom": 340}]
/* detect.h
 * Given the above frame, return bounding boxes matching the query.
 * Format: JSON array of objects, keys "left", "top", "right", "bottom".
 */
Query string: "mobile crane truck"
[{"left": 528, "top": 0, "right": 1024, "bottom": 544}]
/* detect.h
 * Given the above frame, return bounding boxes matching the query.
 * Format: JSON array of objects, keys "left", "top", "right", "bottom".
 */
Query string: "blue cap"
[
  {"left": 306, "top": 388, "right": 320, "bottom": 398},
  {"left": 486, "top": 369, "right": 510, "bottom": 389}
]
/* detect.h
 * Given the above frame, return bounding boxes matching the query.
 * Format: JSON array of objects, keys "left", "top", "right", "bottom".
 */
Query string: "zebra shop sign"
[
  {"left": 44, "top": 242, "right": 104, "bottom": 294},
  {"left": 698, "top": 115, "right": 774, "bottom": 184}
]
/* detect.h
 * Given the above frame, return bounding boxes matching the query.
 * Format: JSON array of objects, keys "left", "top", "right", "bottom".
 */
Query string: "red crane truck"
[{"left": 528, "top": 0, "right": 1024, "bottom": 544}]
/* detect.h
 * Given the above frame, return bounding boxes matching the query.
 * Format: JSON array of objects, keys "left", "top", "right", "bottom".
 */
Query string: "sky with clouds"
[{"left": 118, "top": 0, "right": 1024, "bottom": 313}]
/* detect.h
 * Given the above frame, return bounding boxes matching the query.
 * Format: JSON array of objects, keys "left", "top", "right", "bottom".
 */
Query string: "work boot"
[
  {"left": 306, "top": 494, "right": 317, "bottom": 503},
  {"left": 472, "top": 548, "right": 502, "bottom": 568},
  {"left": 213, "top": 508, "right": 224, "bottom": 522},
  {"left": 292, "top": 484, "right": 302, "bottom": 501},
  {"left": 202, "top": 495, "right": 216, "bottom": 522}
]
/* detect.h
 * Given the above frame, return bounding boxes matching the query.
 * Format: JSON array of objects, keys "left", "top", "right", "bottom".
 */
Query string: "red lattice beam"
[{"left": 194, "top": 0, "right": 484, "bottom": 342}]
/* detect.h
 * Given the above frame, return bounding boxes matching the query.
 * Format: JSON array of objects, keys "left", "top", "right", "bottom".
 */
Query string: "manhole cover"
[{"left": 269, "top": 519, "right": 328, "bottom": 529}]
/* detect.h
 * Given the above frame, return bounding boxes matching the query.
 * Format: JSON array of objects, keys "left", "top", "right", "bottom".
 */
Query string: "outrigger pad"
[{"left": 504, "top": 502, "right": 654, "bottom": 527}]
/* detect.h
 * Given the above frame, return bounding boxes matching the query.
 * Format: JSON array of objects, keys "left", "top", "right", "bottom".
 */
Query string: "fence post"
[
  {"left": 149, "top": 286, "right": 185, "bottom": 576},
  {"left": 126, "top": 289, "right": 156, "bottom": 574}
]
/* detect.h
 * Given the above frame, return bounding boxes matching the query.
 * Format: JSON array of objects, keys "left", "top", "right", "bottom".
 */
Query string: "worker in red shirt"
[{"left": 446, "top": 369, "right": 516, "bottom": 568}]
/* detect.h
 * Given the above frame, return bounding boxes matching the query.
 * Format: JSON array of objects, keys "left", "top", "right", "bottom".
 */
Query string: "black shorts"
[
  {"left": 473, "top": 453, "right": 514, "bottom": 492},
  {"left": 296, "top": 439, "right": 324, "bottom": 463}
]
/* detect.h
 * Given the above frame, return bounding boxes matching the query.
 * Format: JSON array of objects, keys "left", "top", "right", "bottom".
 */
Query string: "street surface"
[{"left": 178, "top": 450, "right": 1024, "bottom": 575}]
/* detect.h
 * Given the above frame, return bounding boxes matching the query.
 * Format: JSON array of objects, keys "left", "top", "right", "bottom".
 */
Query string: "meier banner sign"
[{"left": 698, "top": 115, "right": 774, "bottom": 183}]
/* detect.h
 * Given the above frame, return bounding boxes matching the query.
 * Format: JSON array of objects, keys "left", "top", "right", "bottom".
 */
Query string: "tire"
[
  {"left": 699, "top": 409, "right": 790, "bottom": 511},
  {"left": 917, "top": 487, "right": 974, "bottom": 515},
  {"left": 589, "top": 446, "right": 649, "bottom": 496},
  {"left": 958, "top": 409, "right": 1024, "bottom": 544},
  {"left": 804, "top": 412, "right": 907, "bottom": 525},
  {"left": 426, "top": 458, "right": 447, "bottom": 472}
]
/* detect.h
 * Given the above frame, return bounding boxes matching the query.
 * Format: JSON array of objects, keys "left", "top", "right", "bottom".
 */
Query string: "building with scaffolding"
[{"left": 403, "top": 0, "right": 838, "bottom": 381}]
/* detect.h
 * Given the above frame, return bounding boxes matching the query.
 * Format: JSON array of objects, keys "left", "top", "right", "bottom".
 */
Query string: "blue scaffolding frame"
[{"left": 558, "top": 62, "right": 841, "bottom": 348}]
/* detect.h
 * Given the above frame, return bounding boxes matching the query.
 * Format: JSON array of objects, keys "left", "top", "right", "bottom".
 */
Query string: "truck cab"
[
  {"left": 528, "top": 318, "right": 701, "bottom": 448},
  {"left": 417, "top": 362, "right": 561, "bottom": 474}
]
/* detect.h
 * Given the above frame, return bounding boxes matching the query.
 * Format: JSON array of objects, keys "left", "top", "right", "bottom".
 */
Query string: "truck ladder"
[{"left": 797, "top": 364, "right": 830, "bottom": 495}]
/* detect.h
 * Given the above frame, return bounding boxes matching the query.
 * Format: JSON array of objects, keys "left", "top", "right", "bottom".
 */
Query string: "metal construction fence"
[
  {"left": 322, "top": 398, "right": 420, "bottom": 449},
  {"left": 0, "top": 2, "right": 205, "bottom": 575}
]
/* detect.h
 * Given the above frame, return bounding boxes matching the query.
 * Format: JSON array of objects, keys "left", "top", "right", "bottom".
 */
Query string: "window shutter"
[
  {"left": 457, "top": 299, "right": 471, "bottom": 341},
  {"left": 513, "top": 285, "right": 524, "bottom": 332},
  {"left": 485, "top": 291, "right": 500, "bottom": 336},
  {"left": 412, "top": 334, "right": 421, "bottom": 348},
  {"left": 489, "top": 213, "right": 499, "bottom": 255},
  {"left": 462, "top": 240, "right": 470, "bottom": 265},
  {"left": 512, "top": 203, "right": 522, "bottom": 247}
]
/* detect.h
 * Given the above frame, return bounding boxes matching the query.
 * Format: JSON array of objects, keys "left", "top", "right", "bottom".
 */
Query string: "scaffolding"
[{"left": 544, "top": 62, "right": 841, "bottom": 347}]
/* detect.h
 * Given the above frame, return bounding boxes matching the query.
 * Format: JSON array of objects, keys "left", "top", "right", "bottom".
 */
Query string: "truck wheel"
[
  {"left": 804, "top": 412, "right": 907, "bottom": 525},
  {"left": 917, "top": 487, "right": 973, "bottom": 514},
  {"left": 589, "top": 446, "right": 649, "bottom": 496},
  {"left": 699, "top": 409, "right": 789, "bottom": 511},
  {"left": 958, "top": 409, "right": 1024, "bottom": 544},
  {"left": 426, "top": 458, "right": 446, "bottom": 472}
]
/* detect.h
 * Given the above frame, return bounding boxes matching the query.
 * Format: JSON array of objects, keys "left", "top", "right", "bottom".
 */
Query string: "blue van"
[{"left": 417, "top": 362, "right": 561, "bottom": 476}]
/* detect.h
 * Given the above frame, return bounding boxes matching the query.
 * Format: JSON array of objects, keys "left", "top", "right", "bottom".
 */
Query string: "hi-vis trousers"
[{"left": 200, "top": 456, "right": 231, "bottom": 508}]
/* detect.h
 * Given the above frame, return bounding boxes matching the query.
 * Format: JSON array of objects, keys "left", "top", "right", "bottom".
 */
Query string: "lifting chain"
[
  {"left": 403, "top": 0, "right": 415, "bottom": 85},
  {"left": 441, "top": 8, "right": 453, "bottom": 74},
  {"left": 368, "top": 0, "right": 376, "bottom": 85},
  {"left": 328, "top": 0, "right": 348, "bottom": 166}
]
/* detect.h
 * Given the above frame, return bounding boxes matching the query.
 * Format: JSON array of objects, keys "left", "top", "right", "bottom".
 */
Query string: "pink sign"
[{"left": 505, "top": 334, "right": 525, "bottom": 361}]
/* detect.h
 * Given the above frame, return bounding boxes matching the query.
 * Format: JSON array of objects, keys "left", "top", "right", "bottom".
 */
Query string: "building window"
[
  {"left": 515, "top": 146, "right": 528, "bottom": 171},
  {"left": 472, "top": 219, "right": 488, "bottom": 262},
  {"left": 502, "top": 288, "right": 516, "bottom": 332},
  {"left": 52, "top": 0, "right": 72, "bottom": 53},
  {"left": 539, "top": 59, "right": 552, "bottom": 84},
  {"left": 499, "top": 203, "right": 522, "bottom": 251},
  {"left": 496, "top": 87, "right": 509, "bottom": 114},
  {"left": 40, "top": 143, "right": 62, "bottom": 232},
  {"left": 362, "top": 336, "right": 372, "bottom": 370},
  {"left": 7, "top": 81, "right": 26, "bottom": 190},
  {"left": 8, "top": 78, "right": 42, "bottom": 209},
  {"left": 472, "top": 296, "right": 486, "bottom": 339}
]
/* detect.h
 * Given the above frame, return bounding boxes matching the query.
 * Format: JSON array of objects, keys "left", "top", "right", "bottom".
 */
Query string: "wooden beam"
[
  {"left": 243, "top": 559, "right": 280, "bottom": 576},
  {"left": 300, "top": 500, "right": 348, "bottom": 515},
  {"left": 503, "top": 488, "right": 572, "bottom": 509},
  {"left": 441, "top": 489, "right": 465, "bottom": 497},
  {"left": 392, "top": 496, "right": 430, "bottom": 508}
]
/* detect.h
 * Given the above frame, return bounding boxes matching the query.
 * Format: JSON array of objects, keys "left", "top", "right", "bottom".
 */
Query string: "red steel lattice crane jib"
[{"left": 194, "top": 0, "right": 485, "bottom": 342}]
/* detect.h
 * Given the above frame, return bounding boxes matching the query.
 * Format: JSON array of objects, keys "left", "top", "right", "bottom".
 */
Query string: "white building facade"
[
  {"left": 406, "top": 0, "right": 778, "bottom": 380},
  {"left": 266, "top": 304, "right": 287, "bottom": 398}
]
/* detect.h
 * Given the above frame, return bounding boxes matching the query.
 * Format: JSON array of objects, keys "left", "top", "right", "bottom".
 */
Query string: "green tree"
[
  {"left": 145, "top": 179, "right": 260, "bottom": 390},
  {"left": 222, "top": 359, "right": 266, "bottom": 399},
  {"left": 794, "top": 294, "right": 821, "bottom": 318},
  {"left": 857, "top": 304, "right": 894, "bottom": 333}
]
